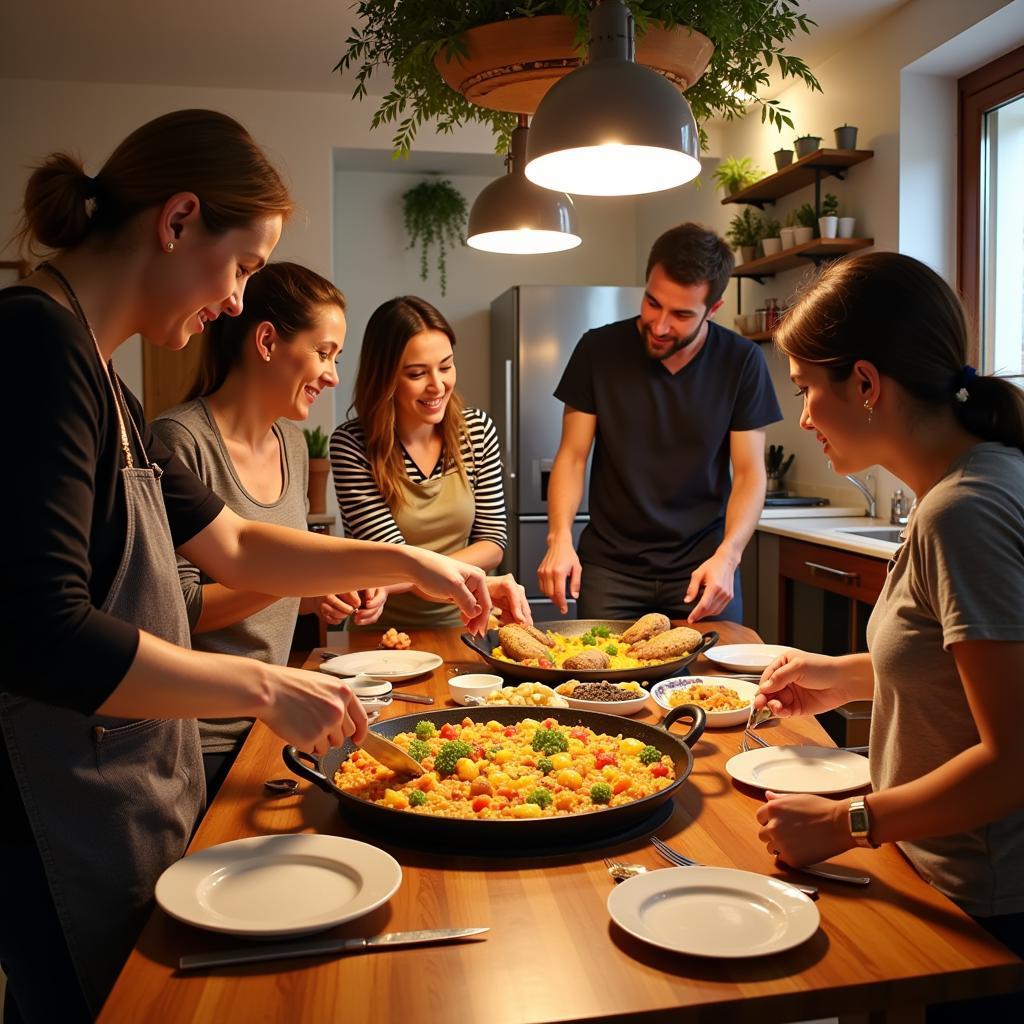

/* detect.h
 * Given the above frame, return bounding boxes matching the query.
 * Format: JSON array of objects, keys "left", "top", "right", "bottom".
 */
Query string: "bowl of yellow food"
[{"left": 649, "top": 676, "right": 758, "bottom": 728}]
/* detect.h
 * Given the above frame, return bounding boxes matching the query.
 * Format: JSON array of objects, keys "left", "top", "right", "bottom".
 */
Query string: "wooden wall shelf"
[
  {"left": 733, "top": 237, "right": 874, "bottom": 281},
  {"left": 722, "top": 149, "right": 875, "bottom": 208}
]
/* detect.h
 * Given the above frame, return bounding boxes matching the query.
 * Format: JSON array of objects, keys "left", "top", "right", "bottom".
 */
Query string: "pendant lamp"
[
  {"left": 525, "top": 0, "right": 701, "bottom": 196},
  {"left": 467, "top": 117, "right": 581, "bottom": 254}
]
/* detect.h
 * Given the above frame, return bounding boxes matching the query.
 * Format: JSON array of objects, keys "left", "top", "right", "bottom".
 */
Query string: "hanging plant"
[{"left": 402, "top": 178, "right": 467, "bottom": 296}]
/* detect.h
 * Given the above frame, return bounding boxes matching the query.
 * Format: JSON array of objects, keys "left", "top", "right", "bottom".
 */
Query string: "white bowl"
[
  {"left": 650, "top": 676, "right": 759, "bottom": 728},
  {"left": 555, "top": 682, "right": 650, "bottom": 717},
  {"left": 447, "top": 673, "right": 504, "bottom": 706}
]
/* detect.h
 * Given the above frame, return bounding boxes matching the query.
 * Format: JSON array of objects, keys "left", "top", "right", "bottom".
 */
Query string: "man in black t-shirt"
[{"left": 538, "top": 222, "right": 782, "bottom": 622}]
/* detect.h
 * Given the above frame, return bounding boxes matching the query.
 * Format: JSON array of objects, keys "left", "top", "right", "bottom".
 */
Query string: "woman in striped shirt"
[{"left": 331, "top": 295, "right": 515, "bottom": 628}]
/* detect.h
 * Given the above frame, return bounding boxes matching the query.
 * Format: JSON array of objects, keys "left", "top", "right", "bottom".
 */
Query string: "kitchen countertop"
[{"left": 757, "top": 513, "right": 903, "bottom": 559}]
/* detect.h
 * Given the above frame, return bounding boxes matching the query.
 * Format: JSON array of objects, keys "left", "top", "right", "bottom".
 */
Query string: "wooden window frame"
[{"left": 958, "top": 43, "right": 1024, "bottom": 368}]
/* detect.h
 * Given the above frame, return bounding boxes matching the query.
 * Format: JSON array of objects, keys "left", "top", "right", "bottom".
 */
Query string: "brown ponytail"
[
  {"left": 16, "top": 109, "right": 293, "bottom": 256},
  {"left": 775, "top": 251, "right": 1024, "bottom": 453},
  {"left": 187, "top": 262, "right": 346, "bottom": 399}
]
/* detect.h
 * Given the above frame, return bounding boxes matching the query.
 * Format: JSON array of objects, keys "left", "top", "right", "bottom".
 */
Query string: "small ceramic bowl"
[
  {"left": 650, "top": 676, "right": 759, "bottom": 728},
  {"left": 447, "top": 673, "right": 504, "bottom": 706}
]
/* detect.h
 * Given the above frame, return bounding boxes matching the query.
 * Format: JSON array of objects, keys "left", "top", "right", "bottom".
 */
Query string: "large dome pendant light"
[
  {"left": 467, "top": 116, "right": 581, "bottom": 254},
  {"left": 525, "top": 0, "right": 701, "bottom": 196}
]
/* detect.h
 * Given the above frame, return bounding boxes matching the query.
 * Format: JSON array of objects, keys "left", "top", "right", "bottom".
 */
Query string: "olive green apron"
[{"left": 375, "top": 468, "right": 475, "bottom": 629}]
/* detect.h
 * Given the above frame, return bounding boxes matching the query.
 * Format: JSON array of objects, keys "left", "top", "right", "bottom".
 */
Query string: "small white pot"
[
  {"left": 779, "top": 227, "right": 796, "bottom": 249},
  {"left": 761, "top": 236, "right": 782, "bottom": 256},
  {"left": 793, "top": 226, "right": 814, "bottom": 245},
  {"left": 838, "top": 216, "right": 856, "bottom": 239},
  {"left": 818, "top": 215, "right": 838, "bottom": 239}
]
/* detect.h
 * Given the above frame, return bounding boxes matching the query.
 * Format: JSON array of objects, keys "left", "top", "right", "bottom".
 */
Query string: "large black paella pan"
[{"left": 283, "top": 703, "right": 706, "bottom": 850}]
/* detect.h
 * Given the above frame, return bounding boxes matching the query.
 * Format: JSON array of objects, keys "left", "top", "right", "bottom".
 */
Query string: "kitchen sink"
[{"left": 836, "top": 527, "right": 904, "bottom": 543}]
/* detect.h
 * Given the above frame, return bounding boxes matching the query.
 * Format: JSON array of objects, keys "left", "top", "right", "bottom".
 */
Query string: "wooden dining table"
[{"left": 99, "top": 621, "right": 1023, "bottom": 1023}]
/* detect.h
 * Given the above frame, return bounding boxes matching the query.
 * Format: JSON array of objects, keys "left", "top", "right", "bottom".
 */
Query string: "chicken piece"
[
  {"left": 562, "top": 650, "right": 610, "bottom": 671},
  {"left": 498, "top": 624, "right": 551, "bottom": 663},
  {"left": 521, "top": 624, "right": 554, "bottom": 648},
  {"left": 628, "top": 626, "right": 703, "bottom": 661},
  {"left": 619, "top": 612, "right": 671, "bottom": 646}
]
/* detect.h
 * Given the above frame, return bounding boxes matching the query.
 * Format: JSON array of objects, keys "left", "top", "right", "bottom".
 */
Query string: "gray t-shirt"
[
  {"left": 153, "top": 398, "right": 308, "bottom": 754},
  {"left": 866, "top": 442, "right": 1024, "bottom": 916}
]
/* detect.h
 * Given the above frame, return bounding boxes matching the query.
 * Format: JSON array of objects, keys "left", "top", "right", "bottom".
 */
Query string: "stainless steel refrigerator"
[{"left": 490, "top": 284, "right": 644, "bottom": 617}]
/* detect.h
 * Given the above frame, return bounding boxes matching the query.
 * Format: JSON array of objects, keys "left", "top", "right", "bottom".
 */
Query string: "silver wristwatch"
[{"left": 848, "top": 797, "right": 878, "bottom": 848}]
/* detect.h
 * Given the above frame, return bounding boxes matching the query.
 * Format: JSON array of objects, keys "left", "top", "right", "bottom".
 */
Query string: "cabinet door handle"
[{"left": 804, "top": 560, "right": 859, "bottom": 582}]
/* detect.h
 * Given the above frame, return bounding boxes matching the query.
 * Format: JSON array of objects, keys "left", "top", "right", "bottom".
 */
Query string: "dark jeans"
[
  {"left": 202, "top": 747, "right": 241, "bottom": 804},
  {"left": 0, "top": 842, "right": 91, "bottom": 1024},
  {"left": 576, "top": 560, "right": 742, "bottom": 623}
]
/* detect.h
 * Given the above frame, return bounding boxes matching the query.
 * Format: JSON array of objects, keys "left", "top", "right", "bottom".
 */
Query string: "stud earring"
[
  {"left": 166, "top": 241, "right": 174, "bottom": 252},
  {"left": 264, "top": 354, "right": 271, "bottom": 362}
]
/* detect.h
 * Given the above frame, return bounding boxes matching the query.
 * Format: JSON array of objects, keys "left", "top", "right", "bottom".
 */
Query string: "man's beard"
[{"left": 643, "top": 313, "right": 708, "bottom": 361}]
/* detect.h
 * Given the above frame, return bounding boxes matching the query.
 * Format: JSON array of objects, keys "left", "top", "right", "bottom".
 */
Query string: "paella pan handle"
[
  {"left": 655, "top": 703, "right": 707, "bottom": 748},
  {"left": 282, "top": 745, "right": 336, "bottom": 795},
  {"left": 460, "top": 631, "right": 488, "bottom": 656},
  {"left": 693, "top": 630, "right": 719, "bottom": 657}
]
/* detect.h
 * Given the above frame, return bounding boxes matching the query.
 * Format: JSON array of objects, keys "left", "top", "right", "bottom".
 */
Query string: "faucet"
[{"left": 845, "top": 473, "right": 877, "bottom": 518}]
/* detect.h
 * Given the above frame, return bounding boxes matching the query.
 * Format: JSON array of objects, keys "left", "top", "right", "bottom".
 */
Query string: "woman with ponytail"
[
  {"left": 751, "top": 252, "right": 1024, "bottom": 991},
  {"left": 0, "top": 111, "right": 491, "bottom": 1021},
  {"left": 153, "top": 263, "right": 385, "bottom": 798}
]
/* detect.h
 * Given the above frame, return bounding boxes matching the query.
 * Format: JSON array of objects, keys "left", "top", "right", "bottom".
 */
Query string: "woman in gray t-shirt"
[
  {"left": 752, "top": 253, "right": 1024, "bottom": 964},
  {"left": 154, "top": 263, "right": 386, "bottom": 794}
]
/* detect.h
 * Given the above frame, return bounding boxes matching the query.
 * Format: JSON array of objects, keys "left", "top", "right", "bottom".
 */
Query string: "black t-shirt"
[
  {"left": 554, "top": 316, "right": 782, "bottom": 577},
  {"left": 0, "top": 287, "right": 224, "bottom": 842}
]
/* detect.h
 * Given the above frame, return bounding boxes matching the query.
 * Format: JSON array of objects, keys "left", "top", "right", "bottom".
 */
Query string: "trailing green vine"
[{"left": 402, "top": 178, "right": 468, "bottom": 296}]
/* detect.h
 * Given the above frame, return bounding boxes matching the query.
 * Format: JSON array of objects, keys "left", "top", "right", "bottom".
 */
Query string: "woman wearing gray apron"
[
  {"left": 331, "top": 296, "right": 509, "bottom": 629},
  {"left": 1, "top": 112, "right": 492, "bottom": 1023}
]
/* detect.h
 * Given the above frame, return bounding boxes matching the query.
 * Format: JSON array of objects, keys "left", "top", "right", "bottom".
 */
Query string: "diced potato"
[
  {"left": 512, "top": 802, "right": 543, "bottom": 818},
  {"left": 549, "top": 752, "right": 572, "bottom": 772},
  {"left": 383, "top": 788, "right": 409, "bottom": 809},
  {"left": 556, "top": 768, "right": 583, "bottom": 790},
  {"left": 620, "top": 737, "right": 645, "bottom": 756},
  {"left": 492, "top": 749, "right": 514, "bottom": 765},
  {"left": 455, "top": 758, "right": 479, "bottom": 782}
]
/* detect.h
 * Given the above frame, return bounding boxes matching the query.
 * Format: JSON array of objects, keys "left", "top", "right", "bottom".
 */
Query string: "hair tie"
[
  {"left": 82, "top": 175, "right": 100, "bottom": 201},
  {"left": 954, "top": 364, "right": 976, "bottom": 403}
]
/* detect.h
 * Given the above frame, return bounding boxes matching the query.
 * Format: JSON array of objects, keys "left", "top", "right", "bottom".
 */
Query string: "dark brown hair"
[
  {"left": 186, "top": 262, "right": 346, "bottom": 399},
  {"left": 16, "top": 109, "right": 293, "bottom": 254},
  {"left": 775, "top": 251, "right": 1024, "bottom": 452},
  {"left": 645, "top": 221, "right": 735, "bottom": 307},
  {"left": 350, "top": 296, "right": 468, "bottom": 511}
]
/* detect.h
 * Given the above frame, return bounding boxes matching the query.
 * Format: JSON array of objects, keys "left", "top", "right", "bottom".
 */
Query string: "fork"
[
  {"left": 741, "top": 702, "right": 774, "bottom": 752},
  {"left": 602, "top": 857, "right": 650, "bottom": 882},
  {"left": 649, "top": 837, "right": 818, "bottom": 897}
]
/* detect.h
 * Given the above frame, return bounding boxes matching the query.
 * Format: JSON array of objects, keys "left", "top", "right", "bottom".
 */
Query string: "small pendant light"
[
  {"left": 525, "top": 0, "right": 701, "bottom": 196},
  {"left": 467, "top": 116, "right": 581, "bottom": 254}
]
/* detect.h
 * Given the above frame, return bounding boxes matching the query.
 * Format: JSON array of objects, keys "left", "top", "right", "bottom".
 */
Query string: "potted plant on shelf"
[
  {"left": 335, "top": 3, "right": 822, "bottom": 156},
  {"left": 726, "top": 207, "right": 765, "bottom": 264},
  {"left": 402, "top": 178, "right": 467, "bottom": 297},
  {"left": 303, "top": 427, "right": 330, "bottom": 515},
  {"left": 793, "top": 202, "right": 817, "bottom": 244},
  {"left": 838, "top": 212, "right": 857, "bottom": 238},
  {"left": 773, "top": 147, "right": 794, "bottom": 171},
  {"left": 794, "top": 134, "right": 822, "bottom": 159},
  {"left": 712, "top": 156, "right": 765, "bottom": 196},
  {"left": 818, "top": 193, "right": 839, "bottom": 238},
  {"left": 760, "top": 216, "right": 782, "bottom": 256},
  {"left": 834, "top": 123, "right": 858, "bottom": 149},
  {"left": 780, "top": 211, "right": 797, "bottom": 250}
]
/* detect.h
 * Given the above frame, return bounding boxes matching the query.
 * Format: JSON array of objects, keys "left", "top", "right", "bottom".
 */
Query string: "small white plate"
[
  {"left": 608, "top": 865, "right": 819, "bottom": 958},
  {"left": 726, "top": 746, "right": 871, "bottom": 794},
  {"left": 650, "top": 676, "right": 758, "bottom": 727},
  {"left": 703, "top": 644, "right": 796, "bottom": 673},
  {"left": 320, "top": 649, "right": 443, "bottom": 682},
  {"left": 556, "top": 684, "right": 649, "bottom": 717},
  {"left": 155, "top": 834, "right": 402, "bottom": 937}
]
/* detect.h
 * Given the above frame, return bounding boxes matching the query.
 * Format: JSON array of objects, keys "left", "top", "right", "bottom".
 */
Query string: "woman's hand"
[
  {"left": 755, "top": 650, "right": 854, "bottom": 718},
  {"left": 352, "top": 588, "right": 387, "bottom": 626},
  {"left": 755, "top": 791, "right": 853, "bottom": 866},
  {"left": 486, "top": 573, "right": 533, "bottom": 626},
  {"left": 406, "top": 549, "right": 492, "bottom": 635},
  {"left": 300, "top": 592, "right": 361, "bottom": 626},
  {"left": 261, "top": 666, "right": 368, "bottom": 755}
]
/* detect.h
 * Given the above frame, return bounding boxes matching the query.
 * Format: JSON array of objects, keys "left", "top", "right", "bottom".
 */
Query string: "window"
[{"left": 959, "top": 44, "right": 1024, "bottom": 377}]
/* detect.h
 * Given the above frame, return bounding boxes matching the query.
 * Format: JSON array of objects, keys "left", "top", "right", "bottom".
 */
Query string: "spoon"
[{"left": 356, "top": 731, "right": 425, "bottom": 777}]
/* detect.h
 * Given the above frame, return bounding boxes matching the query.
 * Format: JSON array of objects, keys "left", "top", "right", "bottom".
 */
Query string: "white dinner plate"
[
  {"left": 608, "top": 865, "right": 819, "bottom": 958},
  {"left": 320, "top": 649, "right": 443, "bottom": 682},
  {"left": 725, "top": 746, "right": 871, "bottom": 794},
  {"left": 702, "top": 644, "right": 797, "bottom": 673},
  {"left": 649, "top": 676, "right": 758, "bottom": 727},
  {"left": 155, "top": 834, "right": 402, "bottom": 937}
]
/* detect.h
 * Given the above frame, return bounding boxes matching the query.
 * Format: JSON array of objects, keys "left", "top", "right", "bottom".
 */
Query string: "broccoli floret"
[
  {"left": 590, "top": 782, "right": 612, "bottom": 804},
  {"left": 592, "top": 625, "right": 611, "bottom": 638},
  {"left": 581, "top": 632, "right": 597, "bottom": 646},
  {"left": 638, "top": 745, "right": 662, "bottom": 766},
  {"left": 531, "top": 728, "right": 569, "bottom": 755},
  {"left": 604, "top": 643, "right": 618, "bottom": 656},
  {"left": 433, "top": 739, "right": 472, "bottom": 775},
  {"left": 537, "top": 757, "right": 554, "bottom": 775},
  {"left": 407, "top": 739, "right": 431, "bottom": 763},
  {"left": 414, "top": 721, "right": 436, "bottom": 740},
  {"left": 408, "top": 790, "right": 426, "bottom": 808},
  {"left": 525, "top": 788, "right": 553, "bottom": 809}
]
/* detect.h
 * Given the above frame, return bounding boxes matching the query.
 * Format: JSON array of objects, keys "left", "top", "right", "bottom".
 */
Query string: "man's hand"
[
  {"left": 684, "top": 550, "right": 737, "bottom": 622},
  {"left": 537, "top": 536, "right": 582, "bottom": 615}
]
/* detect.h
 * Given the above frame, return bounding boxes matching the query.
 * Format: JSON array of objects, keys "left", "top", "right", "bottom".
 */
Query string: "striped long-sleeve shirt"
[{"left": 330, "top": 407, "right": 507, "bottom": 549}]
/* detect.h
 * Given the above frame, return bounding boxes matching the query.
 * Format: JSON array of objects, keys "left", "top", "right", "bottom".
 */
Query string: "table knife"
[{"left": 180, "top": 927, "right": 488, "bottom": 970}]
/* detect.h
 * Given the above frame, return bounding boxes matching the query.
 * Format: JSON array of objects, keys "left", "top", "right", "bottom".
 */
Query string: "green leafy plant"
[
  {"left": 712, "top": 156, "right": 765, "bottom": 195},
  {"left": 762, "top": 216, "right": 781, "bottom": 238},
  {"left": 303, "top": 426, "right": 328, "bottom": 459},
  {"left": 336, "top": 2, "right": 822, "bottom": 156},
  {"left": 726, "top": 207, "right": 765, "bottom": 249},
  {"left": 402, "top": 178, "right": 467, "bottom": 296},
  {"left": 794, "top": 202, "right": 817, "bottom": 229},
  {"left": 820, "top": 193, "right": 839, "bottom": 217}
]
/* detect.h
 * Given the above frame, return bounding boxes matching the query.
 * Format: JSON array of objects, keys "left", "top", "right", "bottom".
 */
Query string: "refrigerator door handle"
[{"left": 504, "top": 358, "right": 516, "bottom": 479}]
